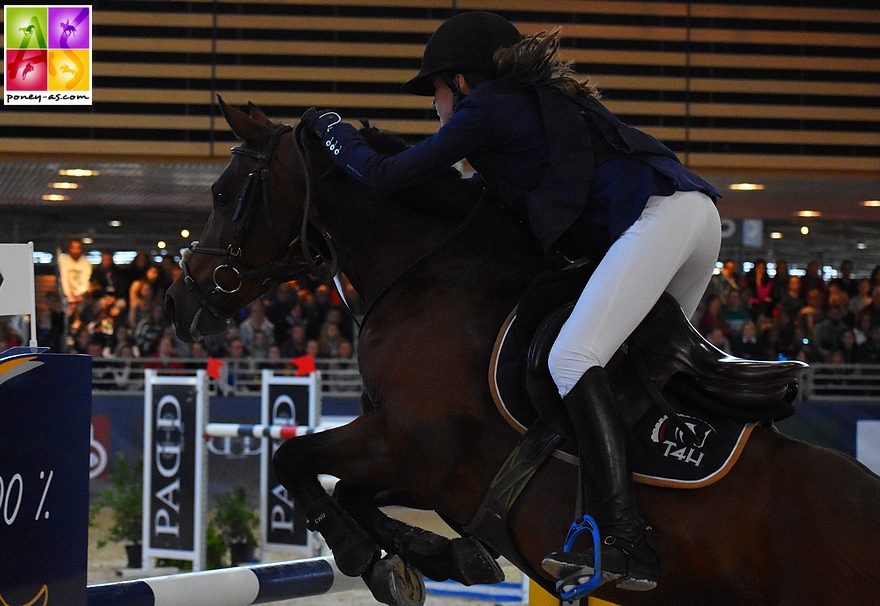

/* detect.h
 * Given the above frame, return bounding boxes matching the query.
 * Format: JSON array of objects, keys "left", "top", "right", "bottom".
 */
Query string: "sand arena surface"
[{"left": 88, "top": 507, "right": 527, "bottom": 606}]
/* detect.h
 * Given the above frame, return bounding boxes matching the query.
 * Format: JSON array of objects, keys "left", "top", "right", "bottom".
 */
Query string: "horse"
[{"left": 164, "top": 98, "right": 880, "bottom": 606}]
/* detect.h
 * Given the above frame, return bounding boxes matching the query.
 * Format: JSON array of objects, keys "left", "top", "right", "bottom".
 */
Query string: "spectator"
[
  {"left": 266, "top": 282, "right": 298, "bottom": 344},
  {"left": 850, "top": 278, "right": 872, "bottom": 317},
  {"left": 777, "top": 275, "right": 806, "bottom": 321},
  {"left": 741, "top": 259, "right": 774, "bottom": 319},
  {"left": 862, "top": 287, "right": 880, "bottom": 329},
  {"left": 225, "top": 338, "right": 256, "bottom": 393},
  {"left": 35, "top": 295, "right": 65, "bottom": 351},
  {"left": 135, "top": 303, "right": 168, "bottom": 357},
  {"left": 128, "top": 279, "right": 154, "bottom": 327},
  {"left": 280, "top": 323, "right": 309, "bottom": 358},
  {"left": 813, "top": 303, "right": 848, "bottom": 362},
  {"left": 697, "top": 294, "right": 730, "bottom": 339},
  {"left": 854, "top": 327, "right": 880, "bottom": 365},
  {"left": 796, "top": 289, "right": 827, "bottom": 348},
  {"left": 799, "top": 260, "right": 826, "bottom": 300},
  {"left": 250, "top": 329, "right": 271, "bottom": 358},
  {"left": 768, "top": 307, "right": 799, "bottom": 360},
  {"left": 729, "top": 320, "right": 772, "bottom": 360},
  {"left": 709, "top": 259, "right": 740, "bottom": 299},
  {"left": 93, "top": 251, "right": 129, "bottom": 303},
  {"left": 317, "top": 321, "right": 346, "bottom": 357},
  {"left": 144, "top": 336, "right": 185, "bottom": 372},
  {"left": 58, "top": 237, "right": 93, "bottom": 316},
  {"left": 720, "top": 289, "right": 750, "bottom": 338},
  {"left": 305, "top": 284, "right": 336, "bottom": 340},
  {"left": 240, "top": 300, "right": 275, "bottom": 352},
  {"left": 769, "top": 260, "right": 791, "bottom": 309},
  {"left": 854, "top": 311, "right": 873, "bottom": 347},
  {"left": 830, "top": 259, "right": 859, "bottom": 301}
]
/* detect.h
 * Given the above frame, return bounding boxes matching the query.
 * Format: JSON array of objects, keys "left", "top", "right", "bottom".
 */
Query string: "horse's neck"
[{"left": 320, "top": 180, "right": 534, "bottom": 311}]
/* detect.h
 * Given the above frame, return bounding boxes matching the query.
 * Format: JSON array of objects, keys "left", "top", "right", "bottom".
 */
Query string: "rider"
[{"left": 302, "top": 11, "right": 721, "bottom": 593}]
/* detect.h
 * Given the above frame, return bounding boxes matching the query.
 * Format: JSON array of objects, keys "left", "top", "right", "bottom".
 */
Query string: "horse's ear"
[
  {"left": 247, "top": 101, "right": 271, "bottom": 126},
  {"left": 218, "top": 95, "right": 266, "bottom": 142}
]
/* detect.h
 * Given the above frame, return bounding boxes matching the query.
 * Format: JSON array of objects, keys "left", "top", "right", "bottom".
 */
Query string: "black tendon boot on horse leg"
[
  {"left": 541, "top": 366, "right": 659, "bottom": 592},
  {"left": 280, "top": 473, "right": 380, "bottom": 577}
]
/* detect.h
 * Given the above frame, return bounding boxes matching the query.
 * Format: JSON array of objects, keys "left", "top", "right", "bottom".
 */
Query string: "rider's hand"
[
  {"left": 301, "top": 107, "right": 343, "bottom": 139},
  {"left": 301, "top": 107, "right": 360, "bottom": 159}
]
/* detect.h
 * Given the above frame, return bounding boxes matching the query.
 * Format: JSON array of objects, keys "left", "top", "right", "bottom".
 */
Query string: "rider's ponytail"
[{"left": 494, "top": 29, "right": 599, "bottom": 99}]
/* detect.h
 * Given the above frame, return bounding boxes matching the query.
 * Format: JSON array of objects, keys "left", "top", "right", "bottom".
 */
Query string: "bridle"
[{"left": 181, "top": 121, "right": 335, "bottom": 323}]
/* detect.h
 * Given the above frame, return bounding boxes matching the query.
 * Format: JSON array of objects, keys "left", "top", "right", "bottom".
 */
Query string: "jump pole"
[{"left": 87, "top": 555, "right": 364, "bottom": 606}]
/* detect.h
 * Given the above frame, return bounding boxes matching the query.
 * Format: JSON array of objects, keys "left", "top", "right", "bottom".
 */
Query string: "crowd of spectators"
[
  {"left": 0, "top": 239, "right": 360, "bottom": 385},
  {"left": 3, "top": 239, "right": 880, "bottom": 378},
  {"left": 696, "top": 258, "right": 880, "bottom": 365}
]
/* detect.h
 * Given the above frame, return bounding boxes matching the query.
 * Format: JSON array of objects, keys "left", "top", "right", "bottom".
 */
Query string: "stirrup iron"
[{"left": 556, "top": 514, "right": 602, "bottom": 600}]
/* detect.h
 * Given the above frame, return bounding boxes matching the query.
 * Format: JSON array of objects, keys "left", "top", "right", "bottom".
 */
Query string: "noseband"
[{"left": 181, "top": 121, "right": 334, "bottom": 322}]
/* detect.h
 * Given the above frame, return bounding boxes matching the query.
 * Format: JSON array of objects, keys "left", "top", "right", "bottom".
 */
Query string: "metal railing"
[
  {"left": 90, "top": 357, "right": 363, "bottom": 398},
  {"left": 90, "top": 358, "right": 880, "bottom": 402}
]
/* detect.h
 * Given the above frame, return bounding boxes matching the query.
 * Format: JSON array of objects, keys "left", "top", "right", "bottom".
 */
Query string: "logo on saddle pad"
[
  {"left": 650, "top": 414, "right": 715, "bottom": 467},
  {"left": 633, "top": 411, "right": 756, "bottom": 489}
]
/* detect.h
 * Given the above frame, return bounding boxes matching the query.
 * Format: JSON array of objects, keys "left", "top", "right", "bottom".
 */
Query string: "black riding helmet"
[{"left": 402, "top": 11, "right": 522, "bottom": 96}]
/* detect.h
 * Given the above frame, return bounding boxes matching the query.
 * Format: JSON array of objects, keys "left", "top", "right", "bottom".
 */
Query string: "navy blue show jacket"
[{"left": 328, "top": 79, "right": 719, "bottom": 259}]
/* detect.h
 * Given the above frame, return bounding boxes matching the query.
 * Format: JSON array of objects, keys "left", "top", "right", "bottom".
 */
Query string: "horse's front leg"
[
  {"left": 273, "top": 418, "right": 390, "bottom": 577},
  {"left": 333, "top": 481, "right": 504, "bottom": 586}
]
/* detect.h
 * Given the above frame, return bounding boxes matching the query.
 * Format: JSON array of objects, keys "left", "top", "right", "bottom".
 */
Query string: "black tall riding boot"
[{"left": 541, "top": 366, "right": 659, "bottom": 592}]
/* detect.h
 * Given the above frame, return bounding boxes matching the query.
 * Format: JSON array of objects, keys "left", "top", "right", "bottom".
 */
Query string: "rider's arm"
[{"left": 305, "top": 104, "right": 490, "bottom": 195}]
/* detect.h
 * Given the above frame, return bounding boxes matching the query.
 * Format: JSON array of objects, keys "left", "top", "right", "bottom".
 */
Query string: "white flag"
[{"left": 0, "top": 243, "right": 36, "bottom": 317}]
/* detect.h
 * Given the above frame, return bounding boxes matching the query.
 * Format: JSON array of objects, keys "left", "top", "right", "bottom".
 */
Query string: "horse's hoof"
[
  {"left": 363, "top": 554, "right": 426, "bottom": 606},
  {"left": 449, "top": 537, "right": 505, "bottom": 586}
]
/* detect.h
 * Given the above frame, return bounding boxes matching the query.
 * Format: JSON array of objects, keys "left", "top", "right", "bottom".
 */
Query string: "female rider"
[{"left": 303, "top": 11, "right": 722, "bottom": 594}]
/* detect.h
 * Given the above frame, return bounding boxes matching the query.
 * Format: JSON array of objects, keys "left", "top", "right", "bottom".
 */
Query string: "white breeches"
[{"left": 548, "top": 190, "right": 721, "bottom": 397}]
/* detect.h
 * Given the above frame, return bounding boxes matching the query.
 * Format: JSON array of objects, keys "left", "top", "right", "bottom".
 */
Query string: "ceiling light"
[
  {"left": 857, "top": 242, "right": 867, "bottom": 250},
  {"left": 862, "top": 200, "right": 880, "bottom": 207},
  {"left": 59, "top": 169, "right": 99, "bottom": 177},
  {"left": 797, "top": 210, "right": 821, "bottom": 218},
  {"left": 157, "top": 241, "right": 167, "bottom": 249},
  {"left": 108, "top": 220, "right": 122, "bottom": 228},
  {"left": 42, "top": 194, "right": 69, "bottom": 201},
  {"left": 180, "top": 229, "right": 190, "bottom": 238},
  {"left": 800, "top": 226, "right": 810, "bottom": 235},
  {"left": 82, "top": 237, "right": 94, "bottom": 245},
  {"left": 729, "top": 183, "right": 764, "bottom": 191},
  {"left": 49, "top": 182, "right": 79, "bottom": 189},
  {"left": 770, "top": 232, "right": 783, "bottom": 239}
]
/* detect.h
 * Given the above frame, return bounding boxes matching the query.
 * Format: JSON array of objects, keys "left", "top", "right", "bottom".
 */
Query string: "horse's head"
[{"left": 165, "top": 97, "right": 324, "bottom": 342}]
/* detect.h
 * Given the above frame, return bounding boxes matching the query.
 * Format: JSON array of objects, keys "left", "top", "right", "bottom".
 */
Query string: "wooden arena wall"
[{"left": 1, "top": 0, "right": 878, "bottom": 172}]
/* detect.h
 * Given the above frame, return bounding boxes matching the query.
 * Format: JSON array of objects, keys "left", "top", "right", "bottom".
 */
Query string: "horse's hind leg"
[{"left": 334, "top": 481, "right": 504, "bottom": 586}]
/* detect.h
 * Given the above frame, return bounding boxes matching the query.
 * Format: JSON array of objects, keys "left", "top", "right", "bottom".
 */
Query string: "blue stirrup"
[{"left": 556, "top": 514, "right": 603, "bottom": 600}]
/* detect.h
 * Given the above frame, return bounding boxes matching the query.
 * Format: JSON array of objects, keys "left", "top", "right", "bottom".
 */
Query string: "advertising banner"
[{"left": 0, "top": 350, "right": 91, "bottom": 606}]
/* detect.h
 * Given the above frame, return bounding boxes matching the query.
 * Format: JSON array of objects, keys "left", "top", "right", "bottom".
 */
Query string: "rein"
[{"left": 181, "top": 122, "right": 334, "bottom": 323}]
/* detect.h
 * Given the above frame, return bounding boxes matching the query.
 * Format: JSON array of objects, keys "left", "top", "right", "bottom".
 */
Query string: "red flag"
[
  {"left": 291, "top": 354, "right": 316, "bottom": 376},
  {"left": 206, "top": 356, "right": 225, "bottom": 379}
]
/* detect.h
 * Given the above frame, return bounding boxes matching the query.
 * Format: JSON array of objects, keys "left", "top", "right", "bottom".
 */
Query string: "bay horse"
[{"left": 164, "top": 99, "right": 880, "bottom": 606}]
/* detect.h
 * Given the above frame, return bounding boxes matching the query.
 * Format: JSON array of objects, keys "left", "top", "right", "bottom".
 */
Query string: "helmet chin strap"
[{"left": 441, "top": 73, "right": 468, "bottom": 112}]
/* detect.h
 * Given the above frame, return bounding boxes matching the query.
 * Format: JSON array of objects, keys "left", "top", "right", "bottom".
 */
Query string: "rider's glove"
[
  {"left": 301, "top": 107, "right": 342, "bottom": 139},
  {"left": 301, "top": 107, "right": 359, "bottom": 159},
  {"left": 300, "top": 107, "right": 371, "bottom": 184}
]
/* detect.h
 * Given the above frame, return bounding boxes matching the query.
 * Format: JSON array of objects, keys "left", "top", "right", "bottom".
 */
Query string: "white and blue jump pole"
[{"left": 87, "top": 556, "right": 363, "bottom": 606}]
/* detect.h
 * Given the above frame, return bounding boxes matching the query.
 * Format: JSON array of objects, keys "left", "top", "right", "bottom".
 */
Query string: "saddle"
[{"left": 514, "top": 261, "right": 808, "bottom": 439}]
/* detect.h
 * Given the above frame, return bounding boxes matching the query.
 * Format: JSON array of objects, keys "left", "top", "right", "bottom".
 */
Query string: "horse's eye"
[{"left": 214, "top": 191, "right": 229, "bottom": 206}]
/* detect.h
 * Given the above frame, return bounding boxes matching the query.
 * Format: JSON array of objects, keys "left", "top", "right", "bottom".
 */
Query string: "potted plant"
[
  {"left": 90, "top": 452, "right": 143, "bottom": 568},
  {"left": 213, "top": 484, "right": 258, "bottom": 566}
]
